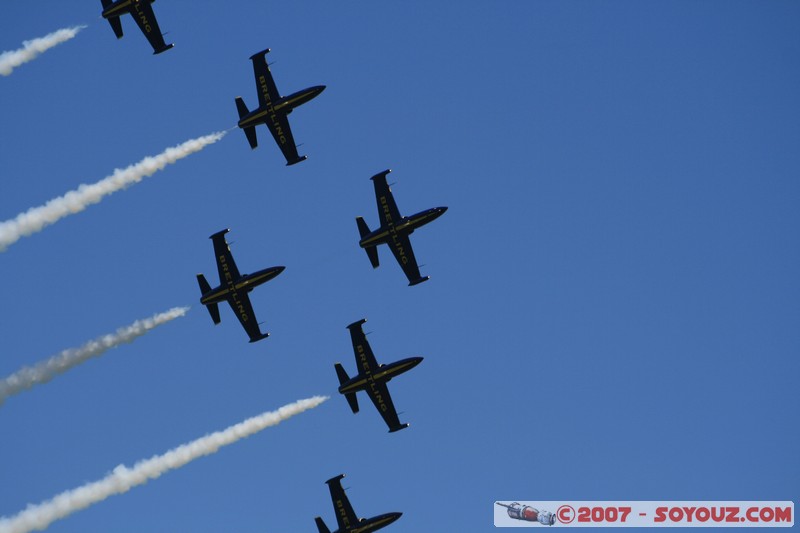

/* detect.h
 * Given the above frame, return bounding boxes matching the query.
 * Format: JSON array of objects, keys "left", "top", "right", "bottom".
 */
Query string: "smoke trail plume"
[
  {"left": 0, "top": 26, "right": 85, "bottom": 76},
  {"left": 0, "top": 396, "right": 328, "bottom": 533},
  {"left": 0, "top": 307, "right": 189, "bottom": 405},
  {"left": 0, "top": 132, "right": 226, "bottom": 252}
]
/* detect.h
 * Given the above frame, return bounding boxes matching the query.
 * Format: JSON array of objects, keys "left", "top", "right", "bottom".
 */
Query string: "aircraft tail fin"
[
  {"left": 389, "top": 423, "right": 410, "bottom": 433},
  {"left": 334, "top": 363, "right": 359, "bottom": 413},
  {"left": 235, "top": 97, "right": 258, "bottom": 149},
  {"left": 356, "top": 217, "right": 379, "bottom": 268},
  {"left": 314, "top": 517, "right": 331, "bottom": 533},
  {"left": 196, "top": 274, "right": 221, "bottom": 324}
]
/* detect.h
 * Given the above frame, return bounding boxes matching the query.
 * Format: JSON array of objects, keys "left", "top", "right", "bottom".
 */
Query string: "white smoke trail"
[
  {"left": 0, "top": 396, "right": 328, "bottom": 533},
  {"left": 0, "top": 131, "right": 226, "bottom": 252},
  {"left": 0, "top": 307, "right": 189, "bottom": 405},
  {"left": 0, "top": 26, "right": 85, "bottom": 76}
]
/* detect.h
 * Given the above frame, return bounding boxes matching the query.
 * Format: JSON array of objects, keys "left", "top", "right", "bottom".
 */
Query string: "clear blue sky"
[{"left": 1, "top": 1, "right": 797, "bottom": 531}]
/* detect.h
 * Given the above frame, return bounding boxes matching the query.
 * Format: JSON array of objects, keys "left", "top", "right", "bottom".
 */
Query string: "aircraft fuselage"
[
  {"left": 101, "top": 0, "right": 152, "bottom": 22},
  {"left": 338, "top": 356, "right": 423, "bottom": 395},
  {"left": 359, "top": 207, "right": 447, "bottom": 249},
  {"left": 200, "top": 266, "right": 285, "bottom": 306},
  {"left": 238, "top": 85, "right": 326, "bottom": 130},
  {"left": 345, "top": 512, "right": 402, "bottom": 533}
]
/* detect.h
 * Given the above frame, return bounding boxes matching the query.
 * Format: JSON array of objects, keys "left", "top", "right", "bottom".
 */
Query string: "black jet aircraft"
[
  {"left": 334, "top": 319, "right": 422, "bottom": 433},
  {"left": 356, "top": 169, "right": 447, "bottom": 286},
  {"left": 100, "top": 0, "right": 174, "bottom": 54},
  {"left": 196, "top": 229, "right": 284, "bottom": 343},
  {"left": 315, "top": 474, "right": 402, "bottom": 533},
  {"left": 235, "top": 48, "right": 325, "bottom": 166}
]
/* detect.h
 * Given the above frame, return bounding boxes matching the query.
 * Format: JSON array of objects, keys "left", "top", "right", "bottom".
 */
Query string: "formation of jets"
[{"left": 98, "top": 5, "right": 447, "bottom": 529}]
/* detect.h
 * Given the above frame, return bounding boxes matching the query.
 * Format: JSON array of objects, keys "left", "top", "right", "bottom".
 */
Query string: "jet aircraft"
[
  {"left": 356, "top": 169, "right": 447, "bottom": 286},
  {"left": 100, "top": 0, "right": 174, "bottom": 55},
  {"left": 334, "top": 319, "right": 422, "bottom": 433},
  {"left": 196, "top": 229, "right": 284, "bottom": 343},
  {"left": 315, "top": 474, "right": 402, "bottom": 533},
  {"left": 235, "top": 48, "right": 325, "bottom": 166}
]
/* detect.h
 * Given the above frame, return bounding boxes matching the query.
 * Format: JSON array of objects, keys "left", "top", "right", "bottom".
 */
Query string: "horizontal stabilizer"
[
  {"left": 196, "top": 273, "right": 212, "bottom": 294},
  {"left": 356, "top": 217, "right": 379, "bottom": 268},
  {"left": 107, "top": 15, "right": 123, "bottom": 39},
  {"left": 196, "top": 274, "right": 221, "bottom": 324},
  {"left": 206, "top": 303, "right": 221, "bottom": 325},
  {"left": 314, "top": 517, "right": 331, "bottom": 533},
  {"left": 364, "top": 245, "right": 379, "bottom": 268},
  {"left": 235, "top": 96, "right": 250, "bottom": 120},
  {"left": 355, "top": 216, "right": 371, "bottom": 239},
  {"left": 408, "top": 276, "right": 430, "bottom": 286},
  {"left": 242, "top": 127, "right": 258, "bottom": 149},
  {"left": 235, "top": 97, "right": 258, "bottom": 149},
  {"left": 335, "top": 363, "right": 359, "bottom": 413},
  {"left": 389, "top": 423, "right": 410, "bottom": 433}
]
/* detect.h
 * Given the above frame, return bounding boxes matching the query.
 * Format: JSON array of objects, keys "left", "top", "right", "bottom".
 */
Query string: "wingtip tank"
[
  {"left": 346, "top": 318, "right": 368, "bottom": 330},
  {"left": 248, "top": 332, "right": 270, "bottom": 343},
  {"left": 249, "top": 47, "right": 271, "bottom": 60},
  {"left": 370, "top": 168, "right": 392, "bottom": 181},
  {"left": 209, "top": 228, "right": 231, "bottom": 239},
  {"left": 286, "top": 155, "right": 308, "bottom": 166},
  {"left": 408, "top": 276, "right": 430, "bottom": 286},
  {"left": 153, "top": 43, "right": 174, "bottom": 55}
]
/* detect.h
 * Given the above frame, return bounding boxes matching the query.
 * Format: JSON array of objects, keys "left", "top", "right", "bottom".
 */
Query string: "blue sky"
[{"left": 1, "top": 1, "right": 798, "bottom": 531}]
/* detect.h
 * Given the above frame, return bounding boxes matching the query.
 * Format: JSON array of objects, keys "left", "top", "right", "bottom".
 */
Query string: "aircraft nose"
[
  {"left": 428, "top": 206, "right": 447, "bottom": 221},
  {"left": 315, "top": 85, "right": 326, "bottom": 94},
  {"left": 275, "top": 266, "right": 286, "bottom": 275}
]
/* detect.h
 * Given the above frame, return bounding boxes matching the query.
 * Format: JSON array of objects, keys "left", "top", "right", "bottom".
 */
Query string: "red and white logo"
[{"left": 494, "top": 501, "right": 794, "bottom": 527}]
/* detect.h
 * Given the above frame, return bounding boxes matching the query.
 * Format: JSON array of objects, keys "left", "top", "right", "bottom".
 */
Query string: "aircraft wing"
[
  {"left": 249, "top": 49, "right": 304, "bottom": 165},
  {"left": 226, "top": 290, "right": 267, "bottom": 343},
  {"left": 348, "top": 319, "right": 379, "bottom": 370},
  {"left": 210, "top": 229, "right": 242, "bottom": 283},
  {"left": 326, "top": 475, "right": 359, "bottom": 531},
  {"left": 268, "top": 113, "right": 303, "bottom": 165},
  {"left": 366, "top": 380, "right": 405, "bottom": 432},
  {"left": 386, "top": 232, "right": 424, "bottom": 284},
  {"left": 128, "top": 1, "right": 172, "bottom": 54},
  {"left": 250, "top": 50, "right": 281, "bottom": 108},
  {"left": 371, "top": 170, "right": 402, "bottom": 225}
]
